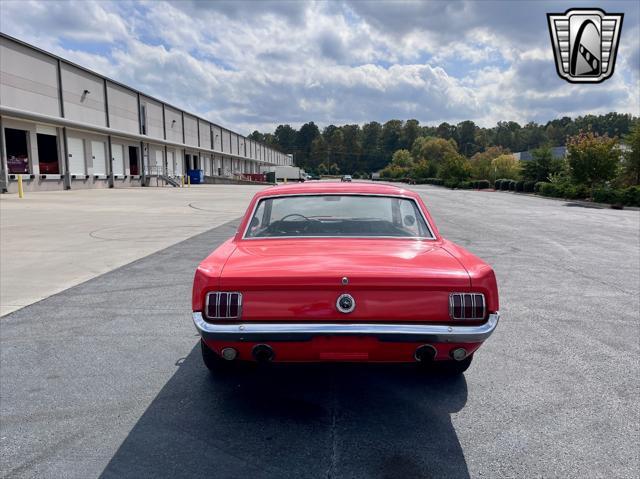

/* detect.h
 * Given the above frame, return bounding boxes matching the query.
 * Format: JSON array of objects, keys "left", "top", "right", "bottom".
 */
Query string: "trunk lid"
[{"left": 220, "top": 239, "right": 470, "bottom": 322}]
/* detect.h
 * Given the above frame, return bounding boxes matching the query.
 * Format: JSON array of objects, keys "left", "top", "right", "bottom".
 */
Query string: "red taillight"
[
  {"left": 449, "top": 293, "right": 485, "bottom": 320},
  {"left": 205, "top": 292, "right": 242, "bottom": 320}
]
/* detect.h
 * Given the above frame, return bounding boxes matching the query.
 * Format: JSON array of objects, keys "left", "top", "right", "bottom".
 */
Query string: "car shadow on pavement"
[{"left": 100, "top": 345, "right": 469, "bottom": 479}]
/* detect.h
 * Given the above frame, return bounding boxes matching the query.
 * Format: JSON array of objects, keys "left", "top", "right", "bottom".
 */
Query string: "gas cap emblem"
[{"left": 336, "top": 294, "right": 356, "bottom": 313}]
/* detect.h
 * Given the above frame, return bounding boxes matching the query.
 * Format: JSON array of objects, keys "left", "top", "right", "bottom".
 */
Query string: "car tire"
[{"left": 437, "top": 355, "right": 473, "bottom": 375}]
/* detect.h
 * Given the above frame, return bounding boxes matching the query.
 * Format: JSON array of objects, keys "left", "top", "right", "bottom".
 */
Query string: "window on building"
[
  {"left": 5, "top": 128, "right": 30, "bottom": 174},
  {"left": 37, "top": 133, "right": 60, "bottom": 174}
]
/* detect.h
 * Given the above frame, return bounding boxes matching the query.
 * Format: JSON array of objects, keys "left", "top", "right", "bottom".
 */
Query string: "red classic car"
[{"left": 192, "top": 182, "right": 499, "bottom": 375}]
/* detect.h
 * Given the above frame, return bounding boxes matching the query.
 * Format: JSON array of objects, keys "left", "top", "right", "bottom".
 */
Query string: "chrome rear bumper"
[{"left": 192, "top": 312, "right": 499, "bottom": 343}]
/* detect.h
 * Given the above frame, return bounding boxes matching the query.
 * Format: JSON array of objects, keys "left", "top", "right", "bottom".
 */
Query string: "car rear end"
[{"left": 191, "top": 185, "right": 499, "bottom": 372}]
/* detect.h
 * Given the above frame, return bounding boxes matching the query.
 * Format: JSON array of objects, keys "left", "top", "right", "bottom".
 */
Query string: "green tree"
[
  {"left": 436, "top": 122, "right": 456, "bottom": 140},
  {"left": 273, "top": 124, "right": 297, "bottom": 152},
  {"left": 323, "top": 125, "right": 344, "bottom": 167},
  {"left": 411, "top": 137, "right": 461, "bottom": 178},
  {"left": 456, "top": 120, "right": 478, "bottom": 156},
  {"left": 380, "top": 149, "right": 413, "bottom": 178},
  {"left": 438, "top": 154, "right": 471, "bottom": 181},
  {"left": 341, "top": 124, "right": 362, "bottom": 173},
  {"left": 295, "top": 122, "right": 320, "bottom": 168},
  {"left": 308, "top": 136, "right": 328, "bottom": 171},
  {"left": 401, "top": 119, "right": 421, "bottom": 150},
  {"left": 491, "top": 154, "right": 521, "bottom": 179},
  {"left": 411, "top": 160, "right": 431, "bottom": 178},
  {"left": 522, "top": 146, "right": 565, "bottom": 182},
  {"left": 470, "top": 146, "right": 510, "bottom": 180},
  {"left": 566, "top": 131, "right": 620, "bottom": 187},
  {"left": 381, "top": 120, "right": 403, "bottom": 162},
  {"left": 391, "top": 149, "right": 413, "bottom": 167},
  {"left": 362, "top": 122, "right": 383, "bottom": 172},
  {"left": 621, "top": 122, "right": 640, "bottom": 185}
]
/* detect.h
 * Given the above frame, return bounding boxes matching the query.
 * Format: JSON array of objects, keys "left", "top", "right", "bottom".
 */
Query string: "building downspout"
[
  {"left": 0, "top": 115, "right": 8, "bottom": 193},
  {"left": 57, "top": 59, "right": 71, "bottom": 190}
]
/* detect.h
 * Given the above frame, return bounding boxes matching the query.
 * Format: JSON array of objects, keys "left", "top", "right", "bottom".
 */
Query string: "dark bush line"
[
  {"left": 421, "top": 176, "right": 639, "bottom": 207},
  {"left": 535, "top": 183, "right": 640, "bottom": 206}
]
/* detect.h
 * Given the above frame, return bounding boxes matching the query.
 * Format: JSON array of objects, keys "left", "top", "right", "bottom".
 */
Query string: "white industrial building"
[{"left": 0, "top": 33, "right": 292, "bottom": 193}]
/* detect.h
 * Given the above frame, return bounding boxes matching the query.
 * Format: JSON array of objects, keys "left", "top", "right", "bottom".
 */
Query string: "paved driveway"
[{"left": 1, "top": 185, "right": 638, "bottom": 478}]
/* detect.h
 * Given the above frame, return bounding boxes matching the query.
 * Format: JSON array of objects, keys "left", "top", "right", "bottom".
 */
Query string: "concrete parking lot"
[
  {"left": 1, "top": 184, "right": 638, "bottom": 478},
  {"left": 0, "top": 185, "right": 267, "bottom": 316}
]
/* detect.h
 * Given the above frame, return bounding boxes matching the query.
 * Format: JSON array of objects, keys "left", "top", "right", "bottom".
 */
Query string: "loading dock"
[
  {"left": 36, "top": 133, "right": 59, "bottom": 174},
  {"left": 66, "top": 136, "right": 85, "bottom": 176},
  {"left": 90, "top": 140, "right": 107, "bottom": 176},
  {"left": 5, "top": 127, "right": 29, "bottom": 174},
  {"left": 0, "top": 33, "right": 292, "bottom": 193},
  {"left": 111, "top": 143, "right": 124, "bottom": 176}
]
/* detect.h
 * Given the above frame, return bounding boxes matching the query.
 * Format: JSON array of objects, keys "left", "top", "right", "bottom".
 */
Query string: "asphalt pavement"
[{"left": 1, "top": 185, "right": 638, "bottom": 478}]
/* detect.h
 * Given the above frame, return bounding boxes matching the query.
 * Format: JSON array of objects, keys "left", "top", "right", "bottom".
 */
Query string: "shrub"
[
  {"left": 561, "top": 184, "right": 589, "bottom": 200},
  {"left": 494, "top": 179, "right": 502, "bottom": 189},
  {"left": 515, "top": 180, "right": 525, "bottom": 192},
  {"left": 444, "top": 179, "right": 460, "bottom": 189},
  {"left": 593, "top": 187, "right": 624, "bottom": 205},
  {"left": 477, "top": 180, "right": 490, "bottom": 189},
  {"left": 524, "top": 181, "right": 536, "bottom": 192},
  {"left": 534, "top": 181, "right": 547, "bottom": 193},
  {"left": 508, "top": 180, "right": 517, "bottom": 191},
  {"left": 501, "top": 180, "right": 512, "bottom": 191},
  {"left": 539, "top": 182, "right": 561, "bottom": 197},
  {"left": 622, "top": 186, "right": 640, "bottom": 206},
  {"left": 458, "top": 181, "right": 473, "bottom": 189}
]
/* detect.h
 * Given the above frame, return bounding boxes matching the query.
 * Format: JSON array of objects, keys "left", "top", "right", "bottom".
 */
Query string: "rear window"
[{"left": 244, "top": 195, "right": 433, "bottom": 239}]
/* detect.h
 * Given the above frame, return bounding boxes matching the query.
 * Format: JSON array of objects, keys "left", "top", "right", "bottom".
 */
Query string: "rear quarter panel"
[
  {"left": 441, "top": 239, "right": 500, "bottom": 313},
  {"left": 192, "top": 238, "right": 237, "bottom": 311}
]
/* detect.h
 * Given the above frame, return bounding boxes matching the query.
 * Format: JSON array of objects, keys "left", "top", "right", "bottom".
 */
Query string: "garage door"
[
  {"left": 155, "top": 149, "right": 163, "bottom": 174},
  {"left": 167, "top": 150, "right": 175, "bottom": 176},
  {"left": 67, "top": 137, "right": 85, "bottom": 175},
  {"left": 175, "top": 150, "right": 183, "bottom": 176},
  {"left": 112, "top": 143, "right": 124, "bottom": 176},
  {"left": 91, "top": 140, "right": 106, "bottom": 175}
]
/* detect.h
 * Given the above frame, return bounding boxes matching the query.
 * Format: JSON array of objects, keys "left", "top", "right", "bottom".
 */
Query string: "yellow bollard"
[
  {"left": 187, "top": 175, "right": 191, "bottom": 187},
  {"left": 17, "top": 174, "right": 24, "bottom": 198},
  {"left": 181, "top": 175, "right": 184, "bottom": 187}
]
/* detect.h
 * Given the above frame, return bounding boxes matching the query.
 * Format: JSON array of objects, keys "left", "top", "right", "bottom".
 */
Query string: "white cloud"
[{"left": 0, "top": 0, "right": 638, "bottom": 133}]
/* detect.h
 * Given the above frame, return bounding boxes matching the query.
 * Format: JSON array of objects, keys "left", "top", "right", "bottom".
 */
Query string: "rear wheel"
[{"left": 437, "top": 355, "right": 473, "bottom": 375}]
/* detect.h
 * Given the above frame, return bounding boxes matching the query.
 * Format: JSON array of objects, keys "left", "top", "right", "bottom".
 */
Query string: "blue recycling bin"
[{"left": 188, "top": 169, "right": 204, "bottom": 184}]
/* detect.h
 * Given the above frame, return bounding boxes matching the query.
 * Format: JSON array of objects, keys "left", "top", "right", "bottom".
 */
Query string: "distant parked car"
[
  {"left": 192, "top": 182, "right": 500, "bottom": 375},
  {"left": 341, "top": 175, "right": 352, "bottom": 182}
]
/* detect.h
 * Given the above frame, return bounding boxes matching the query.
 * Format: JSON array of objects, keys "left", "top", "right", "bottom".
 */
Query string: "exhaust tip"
[
  {"left": 450, "top": 348, "right": 468, "bottom": 361},
  {"left": 415, "top": 344, "right": 437, "bottom": 363},
  {"left": 252, "top": 344, "right": 274, "bottom": 362},
  {"left": 221, "top": 347, "right": 238, "bottom": 361}
]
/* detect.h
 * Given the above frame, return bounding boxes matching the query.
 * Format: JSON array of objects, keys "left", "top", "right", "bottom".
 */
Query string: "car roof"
[{"left": 256, "top": 181, "right": 420, "bottom": 198}]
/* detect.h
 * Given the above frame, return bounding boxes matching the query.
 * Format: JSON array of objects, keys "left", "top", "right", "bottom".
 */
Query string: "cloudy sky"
[{"left": 1, "top": 0, "right": 638, "bottom": 134}]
